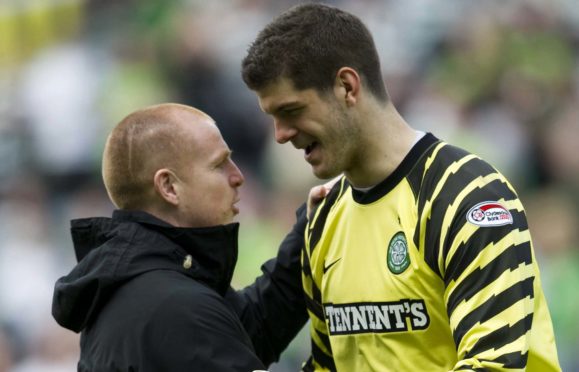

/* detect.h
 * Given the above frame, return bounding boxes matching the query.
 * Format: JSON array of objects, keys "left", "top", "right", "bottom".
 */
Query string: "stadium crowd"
[{"left": 0, "top": 0, "right": 578, "bottom": 370}]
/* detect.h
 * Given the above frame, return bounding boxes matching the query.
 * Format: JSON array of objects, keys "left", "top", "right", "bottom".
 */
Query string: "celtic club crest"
[{"left": 387, "top": 232, "right": 410, "bottom": 274}]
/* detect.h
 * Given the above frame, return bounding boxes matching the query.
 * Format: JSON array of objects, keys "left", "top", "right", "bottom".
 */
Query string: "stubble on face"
[{"left": 312, "top": 99, "right": 361, "bottom": 180}]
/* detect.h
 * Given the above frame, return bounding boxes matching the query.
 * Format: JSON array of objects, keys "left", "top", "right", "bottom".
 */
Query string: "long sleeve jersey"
[{"left": 302, "top": 133, "right": 560, "bottom": 371}]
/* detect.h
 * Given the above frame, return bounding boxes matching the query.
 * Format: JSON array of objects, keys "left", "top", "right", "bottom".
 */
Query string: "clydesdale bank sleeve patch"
[{"left": 466, "top": 201, "right": 513, "bottom": 227}]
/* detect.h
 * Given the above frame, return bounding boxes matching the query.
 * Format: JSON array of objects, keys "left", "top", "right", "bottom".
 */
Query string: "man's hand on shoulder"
[{"left": 307, "top": 175, "right": 342, "bottom": 219}]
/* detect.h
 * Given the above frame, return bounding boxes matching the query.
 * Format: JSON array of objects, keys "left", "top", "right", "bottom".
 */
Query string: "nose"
[
  {"left": 229, "top": 161, "right": 245, "bottom": 187},
  {"left": 274, "top": 119, "right": 298, "bottom": 144}
]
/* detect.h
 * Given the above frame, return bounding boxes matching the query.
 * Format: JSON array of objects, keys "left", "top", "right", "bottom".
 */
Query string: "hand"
[{"left": 307, "top": 175, "right": 342, "bottom": 219}]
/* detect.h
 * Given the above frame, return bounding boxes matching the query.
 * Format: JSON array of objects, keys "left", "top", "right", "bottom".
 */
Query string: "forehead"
[
  {"left": 256, "top": 77, "right": 322, "bottom": 114},
  {"left": 177, "top": 111, "right": 229, "bottom": 158}
]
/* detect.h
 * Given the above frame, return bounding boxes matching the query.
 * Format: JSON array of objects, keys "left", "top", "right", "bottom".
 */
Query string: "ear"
[
  {"left": 153, "top": 168, "right": 180, "bottom": 206},
  {"left": 334, "top": 67, "right": 361, "bottom": 107}
]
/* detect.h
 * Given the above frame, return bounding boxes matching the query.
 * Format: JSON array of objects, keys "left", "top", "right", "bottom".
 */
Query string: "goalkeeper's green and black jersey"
[{"left": 302, "top": 133, "right": 560, "bottom": 371}]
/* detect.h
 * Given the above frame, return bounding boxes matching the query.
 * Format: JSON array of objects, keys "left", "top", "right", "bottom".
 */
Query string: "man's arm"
[
  {"left": 441, "top": 185, "right": 537, "bottom": 370},
  {"left": 225, "top": 204, "right": 308, "bottom": 366}
]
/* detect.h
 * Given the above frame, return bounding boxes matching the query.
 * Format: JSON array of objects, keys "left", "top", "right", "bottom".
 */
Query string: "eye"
[
  {"left": 216, "top": 158, "right": 229, "bottom": 169},
  {"left": 281, "top": 107, "right": 302, "bottom": 117},
  {"left": 213, "top": 152, "right": 233, "bottom": 169}
]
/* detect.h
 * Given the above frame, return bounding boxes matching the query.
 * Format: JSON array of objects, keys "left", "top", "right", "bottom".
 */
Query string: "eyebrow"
[
  {"left": 266, "top": 101, "right": 302, "bottom": 115},
  {"left": 210, "top": 149, "right": 232, "bottom": 166}
]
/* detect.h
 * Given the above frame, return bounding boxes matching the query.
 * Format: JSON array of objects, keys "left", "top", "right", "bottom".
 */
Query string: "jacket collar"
[
  {"left": 117, "top": 210, "right": 239, "bottom": 296},
  {"left": 72, "top": 209, "right": 240, "bottom": 296},
  {"left": 56, "top": 210, "right": 240, "bottom": 333}
]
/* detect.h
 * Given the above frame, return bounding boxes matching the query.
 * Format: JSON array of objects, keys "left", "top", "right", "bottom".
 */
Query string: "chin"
[{"left": 312, "top": 166, "right": 340, "bottom": 180}]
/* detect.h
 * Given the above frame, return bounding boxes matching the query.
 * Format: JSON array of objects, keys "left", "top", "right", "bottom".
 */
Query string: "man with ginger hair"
[{"left": 52, "top": 103, "right": 308, "bottom": 371}]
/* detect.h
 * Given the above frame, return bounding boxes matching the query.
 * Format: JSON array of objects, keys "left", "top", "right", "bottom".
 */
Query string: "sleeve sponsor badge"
[{"left": 466, "top": 201, "right": 513, "bottom": 227}]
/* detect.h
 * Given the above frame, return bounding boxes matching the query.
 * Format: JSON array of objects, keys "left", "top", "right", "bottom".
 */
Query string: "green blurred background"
[{"left": 1, "top": 0, "right": 578, "bottom": 370}]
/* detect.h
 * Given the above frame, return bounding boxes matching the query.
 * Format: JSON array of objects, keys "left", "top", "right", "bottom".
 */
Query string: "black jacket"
[{"left": 52, "top": 208, "right": 308, "bottom": 371}]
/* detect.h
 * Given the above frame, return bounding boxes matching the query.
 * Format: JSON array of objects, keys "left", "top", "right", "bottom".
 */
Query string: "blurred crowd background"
[{"left": 1, "top": 0, "right": 578, "bottom": 370}]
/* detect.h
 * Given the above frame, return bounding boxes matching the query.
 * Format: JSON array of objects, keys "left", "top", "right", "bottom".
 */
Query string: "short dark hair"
[{"left": 242, "top": 3, "right": 388, "bottom": 102}]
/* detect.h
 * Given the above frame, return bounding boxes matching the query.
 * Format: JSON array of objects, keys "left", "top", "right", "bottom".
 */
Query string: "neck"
[
  {"left": 143, "top": 204, "right": 180, "bottom": 227},
  {"left": 345, "top": 101, "right": 417, "bottom": 188}
]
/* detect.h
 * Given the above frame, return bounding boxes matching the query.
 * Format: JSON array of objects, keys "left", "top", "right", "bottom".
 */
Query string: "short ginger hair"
[{"left": 102, "top": 103, "right": 196, "bottom": 210}]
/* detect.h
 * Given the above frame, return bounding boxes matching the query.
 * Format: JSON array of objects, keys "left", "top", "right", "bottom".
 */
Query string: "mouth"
[
  {"left": 305, "top": 141, "right": 319, "bottom": 156},
  {"left": 232, "top": 198, "right": 241, "bottom": 215}
]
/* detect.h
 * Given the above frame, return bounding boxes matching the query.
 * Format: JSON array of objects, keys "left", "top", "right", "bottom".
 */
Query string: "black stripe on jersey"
[
  {"left": 455, "top": 367, "right": 486, "bottom": 372},
  {"left": 422, "top": 159, "right": 499, "bottom": 276},
  {"left": 308, "top": 178, "right": 348, "bottom": 255},
  {"left": 312, "top": 281, "right": 323, "bottom": 309},
  {"left": 352, "top": 133, "right": 439, "bottom": 204},
  {"left": 406, "top": 137, "right": 439, "bottom": 201},
  {"left": 444, "top": 208, "right": 527, "bottom": 286},
  {"left": 302, "top": 247, "right": 313, "bottom": 277},
  {"left": 414, "top": 143, "right": 471, "bottom": 257},
  {"left": 465, "top": 313, "right": 533, "bottom": 364},
  {"left": 446, "top": 241, "right": 533, "bottom": 315},
  {"left": 304, "top": 292, "right": 324, "bottom": 321},
  {"left": 442, "top": 192, "right": 529, "bottom": 276},
  {"left": 312, "top": 339, "right": 337, "bottom": 371},
  {"left": 301, "top": 356, "right": 315, "bottom": 372},
  {"left": 453, "top": 276, "right": 535, "bottom": 348},
  {"left": 417, "top": 144, "right": 472, "bottom": 225},
  {"left": 442, "top": 178, "right": 521, "bottom": 263},
  {"left": 302, "top": 248, "right": 325, "bottom": 319},
  {"left": 315, "top": 328, "right": 332, "bottom": 352},
  {"left": 490, "top": 351, "right": 529, "bottom": 369}
]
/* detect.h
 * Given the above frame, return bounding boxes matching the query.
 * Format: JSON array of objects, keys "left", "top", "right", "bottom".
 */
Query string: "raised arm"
[{"left": 226, "top": 204, "right": 308, "bottom": 366}]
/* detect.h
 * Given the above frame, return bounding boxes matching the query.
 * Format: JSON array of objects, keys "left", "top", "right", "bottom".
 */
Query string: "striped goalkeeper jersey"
[{"left": 302, "top": 133, "right": 560, "bottom": 371}]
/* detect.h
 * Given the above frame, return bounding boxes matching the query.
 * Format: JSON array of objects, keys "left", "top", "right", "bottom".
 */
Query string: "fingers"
[
  {"left": 307, "top": 175, "right": 343, "bottom": 220},
  {"left": 323, "top": 175, "right": 342, "bottom": 191},
  {"left": 307, "top": 185, "right": 328, "bottom": 219}
]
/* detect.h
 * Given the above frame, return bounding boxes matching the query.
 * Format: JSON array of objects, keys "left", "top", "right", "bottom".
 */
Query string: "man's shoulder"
[
  {"left": 94, "top": 269, "right": 231, "bottom": 334},
  {"left": 418, "top": 141, "right": 499, "bottom": 185},
  {"left": 125, "top": 269, "right": 217, "bottom": 300},
  {"left": 134, "top": 272, "right": 242, "bottom": 334}
]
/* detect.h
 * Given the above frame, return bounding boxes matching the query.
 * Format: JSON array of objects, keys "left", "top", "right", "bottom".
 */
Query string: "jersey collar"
[{"left": 351, "top": 133, "right": 439, "bottom": 204}]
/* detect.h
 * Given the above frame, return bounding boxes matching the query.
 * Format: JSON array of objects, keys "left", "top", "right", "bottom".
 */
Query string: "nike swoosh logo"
[{"left": 323, "top": 258, "right": 342, "bottom": 274}]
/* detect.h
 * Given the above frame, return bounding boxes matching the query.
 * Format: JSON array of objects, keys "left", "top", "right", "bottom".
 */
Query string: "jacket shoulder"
[{"left": 81, "top": 270, "right": 264, "bottom": 371}]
